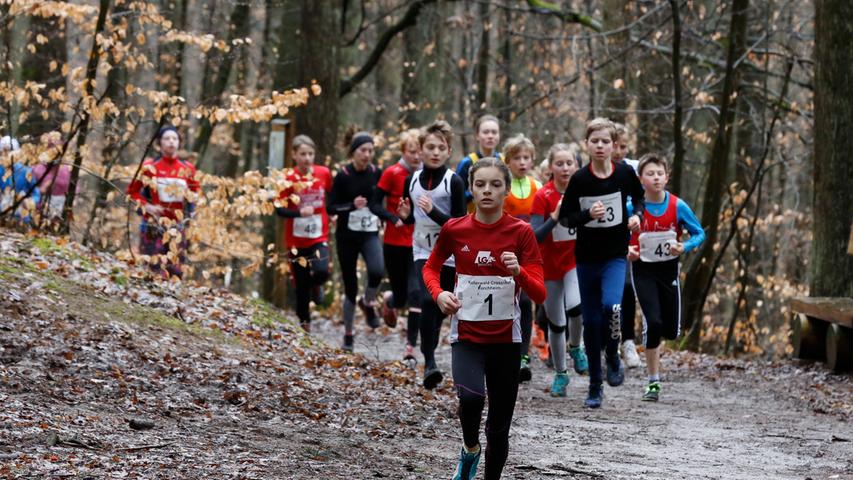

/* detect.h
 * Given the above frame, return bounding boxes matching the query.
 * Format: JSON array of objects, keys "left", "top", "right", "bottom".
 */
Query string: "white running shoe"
[{"left": 621, "top": 340, "right": 641, "bottom": 369}]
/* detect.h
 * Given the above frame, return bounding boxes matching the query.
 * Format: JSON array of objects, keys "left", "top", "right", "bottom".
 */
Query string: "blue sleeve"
[
  {"left": 626, "top": 198, "right": 634, "bottom": 217},
  {"left": 531, "top": 214, "right": 557, "bottom": 243},
  {"left": 677, "top": 198, "right": 705, "bottom": 253},
  {"left": 456, "top": 157, "right": 473, "bottom": 203}
]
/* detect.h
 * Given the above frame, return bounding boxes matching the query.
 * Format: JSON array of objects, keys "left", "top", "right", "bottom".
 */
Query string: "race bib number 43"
[
  {"left": 579, "top": 192, "right": 623, "bottom": 228},
  {"left": 348, "top": 207, "right": 378, "bottom": 232},
  {"left": 455, "top": 274, "right": 515, "bottom": 321},
  {"left": 293, "top": 214, "right": 322, "bottom": 239},
  {"left": 639, "top": 230, "right": 678, "bottom": 262}
]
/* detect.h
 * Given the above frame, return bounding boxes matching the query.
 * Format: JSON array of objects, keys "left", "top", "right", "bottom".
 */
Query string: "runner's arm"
[
  {"left": 370, "top": 187, "right": 399, "bottom": 224},
  {"left": 514, "top": 226, "right": 546, "bottom": 303},
  {"left": 325, "top": 172, "right": 355, "bottom": 214},
  {"left": 425, "top": 174, "right": 466, "bottom": 226},
  {"left": 530, "top": 214, "right": 557, "bottom": 243},
  {"left": 423, "top": 226, "right": 454, "bottom": 300},
  {"left": 557, "top": 185, "right": 591, "bottom": 228},
  {"left": 677, "top": 198, "right": 705, "bottom": 253}
]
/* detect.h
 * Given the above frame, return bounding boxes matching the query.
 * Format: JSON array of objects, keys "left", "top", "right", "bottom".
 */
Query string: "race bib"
[
  {"left": 46, "top": 195, "right": 66, "bottom": 219},
  {"left": 347, "top": 207, "right": 378, "bottom": 232},
  {"left": 293, "top": 214, "right": 322, "bottom": 239},
  {"left": 455, "top": 274, "right": 515, "bottom": 321},
  {"left": 156, "top": 178, "right": 188, "bottom": 203},
  {"left": 413, "top": 222, "right": 441, "bottom": 251},
  {"left": 639, "top": 230, "right": 678, "bottom": 263},
  {"left": 552, "top": 223, "right": 577, "bottom": 242},
  {"left": 579, "top": 192, "right": 623, "bottom": 228}
]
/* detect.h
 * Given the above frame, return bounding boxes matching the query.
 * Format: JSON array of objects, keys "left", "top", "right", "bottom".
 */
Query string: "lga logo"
[{"left": 475, "top": 250, "right": 496, "bottom": 266}]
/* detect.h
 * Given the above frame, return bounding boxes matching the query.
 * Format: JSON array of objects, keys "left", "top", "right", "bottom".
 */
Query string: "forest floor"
[{"left": 0, "top": 230, "right": 851, "bottom": 479}]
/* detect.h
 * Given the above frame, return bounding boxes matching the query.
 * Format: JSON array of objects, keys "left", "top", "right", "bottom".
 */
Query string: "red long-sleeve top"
[
  {"left": 126, "top": 156, "right": 200, "bottom": 222},
  {"left": 423, "top": 213, "right": 545, "bottom": 344}
]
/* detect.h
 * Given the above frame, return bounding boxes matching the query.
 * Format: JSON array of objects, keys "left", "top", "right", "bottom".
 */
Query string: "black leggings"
[
  {"left": 452, "top": 342, "right": 521, "bottom": 480},
  {"left": 385, "top": 244, "right": 422, "bottom": 346},
  {"left": 415, "top": 259, "right": 455, "bottom": 369},
  {"left": 291, "top": 242, "right": 330, "bottom": 324},
  {"left": 632, "top": 261, "right": 681, "bottom": 349},
  {"left": 621, "top": 267, "right": 637, "bottom": 342},
  {"left": 336, "top": 233, "right": 384, "bottom": 303}
]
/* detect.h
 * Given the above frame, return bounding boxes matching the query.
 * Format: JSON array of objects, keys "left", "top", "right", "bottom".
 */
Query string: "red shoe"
[{"left": 381, "top": 292, "right": 397, "bottom": 328}]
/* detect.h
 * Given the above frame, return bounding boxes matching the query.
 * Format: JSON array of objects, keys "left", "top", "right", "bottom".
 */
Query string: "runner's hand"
[
  {"left": 550, "top": 198, "right": 562, "bottom": 221},
  {"left": 437, "top": 291, "right": 461, "bottom": 315},
  {"left": 589, "top": 201, "right": 606, "bottom": 220},
  {"left": 627, "top": 245, "right": 640, "bottom": 262},
  {"left": 500, "top": 252, "right": 521, "bottom": 276},
  {"left": 353, "top": 196, "right": 368, "bottom": 209},
  {"left": 144, "top": 204, "right": 164, "bottom": 217},
  {"left": 417, "top": 195, "right": 433, "bottom": 214},
  {"left": 628, "top": 214, "right": 641, "bottom": 232},
  {"left": 299, "top": 206, "right": 315, "bottom": 217},
  {"left": 397, "top": 198, "right": 411, "bottom": 219},
  {"left": 670, "top": 242, "right": 685, "bottom": 256}
]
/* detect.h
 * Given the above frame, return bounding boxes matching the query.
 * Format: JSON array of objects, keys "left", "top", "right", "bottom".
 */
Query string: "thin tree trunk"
[{"left": 668, "top": 0, "right": 685, "bottom": 195}]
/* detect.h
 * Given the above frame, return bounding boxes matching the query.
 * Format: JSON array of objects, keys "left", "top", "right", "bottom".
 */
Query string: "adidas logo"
[{"left": 461, "top": 245, "right": 470, "bottom": 252}]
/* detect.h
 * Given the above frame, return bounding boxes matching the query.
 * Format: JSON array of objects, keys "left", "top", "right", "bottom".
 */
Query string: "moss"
[
  {"left": 249, "top": 297, "right": 298, "bottom": 329},
  {"left": 30, "top": 237, "right": 59, "bottom": 254}
]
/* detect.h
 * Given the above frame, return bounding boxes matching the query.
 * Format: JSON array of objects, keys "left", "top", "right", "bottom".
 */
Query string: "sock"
[
  {"left": 649, "top": 374, "right": 660, "bottom": 383},
  {"left": 549, "top": 325, "right": 567, "bottom": 372},
  {"left": 463, "top": 443, "right": 481, "bottom": 454}
]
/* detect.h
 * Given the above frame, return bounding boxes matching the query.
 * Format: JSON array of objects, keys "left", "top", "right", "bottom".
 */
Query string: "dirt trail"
[{"left": 313, "top": 315, "right": 853, "bottom": 479}]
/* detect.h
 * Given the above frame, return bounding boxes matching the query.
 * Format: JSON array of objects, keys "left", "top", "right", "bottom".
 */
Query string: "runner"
[
  {"left": 0, "top": 136, "right": 41, "bottom": 223},
  {"left": 612, "top": 122, "right": 642, "bottom": 368},
  {"left": 501, "top": 134, "right": 541, "bottom": 382},
  {"left": 126, "top": 126, "right": 200, "bottom": 279},
  {"left": 531, "top": 143, "right": 589, "bottom": 397},
  {"left": 327, "top": 129, "right": 384, "bottom": 352},
  {"left": 372, "top": 128, "right": 422, "bottom": 361},
  {"left": 557, "top": 118, "right": 645, "bottom": 408},
  {"left": 274, "top": 135, "right": 333, "bottom": 332},
  {"left": 423, "top": 157, "right": 545, "bottom": 480},
  {"left": 455, "top": 114, "right": 502, "bottom": 212},
  {"left": 627, "top": 153, "right": 705, "bottom": 401},
  {"left": 396, "top": 120, "right": 465, "bottom": 388}
]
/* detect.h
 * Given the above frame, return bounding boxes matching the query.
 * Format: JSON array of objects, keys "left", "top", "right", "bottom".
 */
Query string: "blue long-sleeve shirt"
[
  {"left": 0, "top": 162, "right": 41, "bottom": 222},
  {"left": 628, "top": 191, "right": 705, "bottom": 253}
]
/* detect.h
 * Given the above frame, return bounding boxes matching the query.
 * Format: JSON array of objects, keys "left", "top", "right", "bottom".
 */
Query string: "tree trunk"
[
  {"left": 401, "top": 1, "right": 439, "bottom": 127},
  {"left": 668, "top": 0, "right": 685, "bottom": 195},
  {"left": 812, "top": 0, "right": 853, "bottom": 297},
  {"left": 600, "top": 0, "right": 629, "bottom": 123},
  {"left": 681, "top": 0, "right": 750, "bottom": 350}
]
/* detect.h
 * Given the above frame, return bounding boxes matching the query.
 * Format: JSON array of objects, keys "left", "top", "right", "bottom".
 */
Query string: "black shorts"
[{"left": 631, "top": 260, "right": 680, "bottom": 349}]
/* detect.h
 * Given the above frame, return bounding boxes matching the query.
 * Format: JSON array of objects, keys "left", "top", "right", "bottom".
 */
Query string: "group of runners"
[{"left": 106, "top": 115, "right": 706, "bottom": 480}]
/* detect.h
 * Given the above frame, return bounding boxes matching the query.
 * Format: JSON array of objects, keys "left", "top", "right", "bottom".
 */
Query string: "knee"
[
  {"left": 548, "top": 321, "right": 566, "bottom": 334},
  {"left": 313, "top": 268, "right": 329, "bottom": 284},
  {"left": 645, "top": 322, "right": 662, "bottom": 349},
  {"left": 457, "top": 388, "right": 485, "bottom": 412},
  {"left": 567, "top": 305, "right": 582, "bottom": 318}
]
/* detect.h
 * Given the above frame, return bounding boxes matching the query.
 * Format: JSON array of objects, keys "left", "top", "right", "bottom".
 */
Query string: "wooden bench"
[{"left": 790, "top": 297, "right": 853, "bottom": 371}]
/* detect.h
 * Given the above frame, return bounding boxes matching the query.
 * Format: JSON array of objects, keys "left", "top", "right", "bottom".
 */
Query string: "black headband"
[
  {"left": 158, "top": 126, "right": 180, "bottom": 142},
  {"left": 349, "top": 134, "right": 374, "bottom": 154}
]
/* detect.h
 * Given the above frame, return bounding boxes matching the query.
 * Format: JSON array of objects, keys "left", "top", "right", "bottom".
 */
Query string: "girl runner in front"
[
  {"left": 327, "top": 129, "right": 384, "bottom": 352},
  {"left": 627, "top": 153, "right": 704, "bottom": 401},
  {"left": 424, "top": 157, "right": 545, "bottom": 480},
  {"left": 396, "top": 120, "right": 466, "bottom": 388},
  {"left": 501, "top": 133, "right": 542, "bottom": 383},
  {"left": 557, "top": 118, "right": 645, "bottom": 408},
  {"left": 371, "top": 129, "right": 422, "bottom": 361},
  {"left": 274, "top": 135, "right": 333, "bottom": 332},
  {"left": 530, "top": 143, "right": 589, "bottom": 396}
]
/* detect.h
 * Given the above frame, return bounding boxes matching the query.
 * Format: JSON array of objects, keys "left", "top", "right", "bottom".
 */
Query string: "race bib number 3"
[
  {"left": 579, "top": 192, "right": 623, "bottom": 228},
  {"left": 414, "top": 223, "right": 441, "bottom": 250},
  {"left": 455, "top": 274, "right": 515, "bottom": 321},
  {"left": 293, "top": 214, "right": 322, "bottom": 239},
  {"left": 639, "top": 230, "right": 678, "bottom": 263},
  {"left": 552, "top": 223, "right": 577, "bottom": 242},
  {"left": 347, "top": 207, "right": 379, "bottom": 232}
]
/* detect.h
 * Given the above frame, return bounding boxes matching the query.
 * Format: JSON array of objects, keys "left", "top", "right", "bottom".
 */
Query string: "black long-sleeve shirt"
[
  {"left": 327, "top": 163, "right": 382, "bottom": 237},
  {"left": 557, "top": 162, "right": 645, "bottom": 263},
  {"left": 400, "top": 164, "right": 466, "bottom": 226}
]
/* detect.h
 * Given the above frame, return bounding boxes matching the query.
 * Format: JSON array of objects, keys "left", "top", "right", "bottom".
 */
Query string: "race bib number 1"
[
  {"left": 455, "top": 274, "right": 515, "bottom": 321},
  {"left": 639, "top": 230, "right": 678, "bottom": 263},
  {"left": 579, "top": 192, "right": 623, "bottom": 228},
  {"left": 348, "top": 207, "right": 379, "bottom": 232},
  {"left": 293, "top": 214, "right": 322, "bottom": 239}
]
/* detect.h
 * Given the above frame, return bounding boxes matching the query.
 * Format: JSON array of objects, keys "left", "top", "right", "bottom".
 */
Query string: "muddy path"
[{"left": 313, "top": 315, "right": 853, "bottom": 479}]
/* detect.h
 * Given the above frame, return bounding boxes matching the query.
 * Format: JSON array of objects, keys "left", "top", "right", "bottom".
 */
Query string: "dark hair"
[
  {"left": 418, "top": 120, "right": 453, "bottom": 147},
  {"left": 637, "top": 153, "right": 669, "bottom": 175},
  {"left": 469, "top": 157, "right": 511, "bottom": 193},
  {"left": 342, "top": 125, "right": 374, "bottom": 155},
  {"left": 157, "top": 126, "right": 181, "bottom": 143}
]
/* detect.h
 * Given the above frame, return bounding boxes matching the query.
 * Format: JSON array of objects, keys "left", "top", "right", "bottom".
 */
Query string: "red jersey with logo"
[
  {"left": 127, "top": 156, "right": 200, "bottom": 221},
  {"left": 377, "top": 161, "right": 414, "bottom": 247},
  {"left": 630, "top": 191, "right": 682, "bottom": 246},
  {"left": 279, "top": 165, "right": 333, "bottom": 249},
  {"left": 531, "top": 180, "right": 577, "bottom": 279},
  {"left": 423, "top": 213, "right": 545, "bottom": 344}
]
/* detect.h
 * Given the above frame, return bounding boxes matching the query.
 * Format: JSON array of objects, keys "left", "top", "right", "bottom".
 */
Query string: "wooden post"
[{"left": 261, "top": 118, "right": 294, "bottom": 308}]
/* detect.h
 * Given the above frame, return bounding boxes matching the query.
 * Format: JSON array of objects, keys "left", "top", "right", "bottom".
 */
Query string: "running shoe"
[
  {"left": 519, "top": 355, "right": 532, "bottom": 383},
  {"left": 342, "top": 334, "right": 354, "bottom": 353},
  {"left": 452, "top": 445, "right": 481, "bottom": 480},
  {"left": 403, "top": 344, "right": 417, "bottom": 368},
  {"left": 569, "top": 345, "right": 589, "bottom": 375},
  {"left": 549, "top": 372, "right": 570, "bottom": 397},
  {"left": 643, "top": 381, "right": 661, "bottom": 402},
  {"left": 585, "top": 383, "right": 604, "bottom": 408},
  {"left": 621, "top": 339, "right": 641, "bottom": 369},
  {"left": 606, "top": 356, "right": 625, "bottom": 387},
  {"left": 357, "top": 297, "right": 380, "bottom": 329},
  {"left": 423, "top": 366, "right": 443, "bottom": 390},
  {"left": 381, "top": 292, "right": 398, "bottom": 328},
  {"left": 299, "top": 321, "right": 311, "bottom": 333}
]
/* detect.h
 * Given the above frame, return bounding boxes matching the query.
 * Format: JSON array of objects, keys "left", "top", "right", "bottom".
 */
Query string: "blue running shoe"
[
  {"left": 550, "top": 372, "right": 570, "bottom": 397},
  {"left": 585, "top": 383, "right": 604, "bottom": 408},
  {"left": 452, "top": 446, "right": 481, "bottom": 480},
  {"left": 605, "top": 356, "right": 625, "bottom": 387},
  {"left": 569, "top": 345, "right": 589, "bottom": 375}
]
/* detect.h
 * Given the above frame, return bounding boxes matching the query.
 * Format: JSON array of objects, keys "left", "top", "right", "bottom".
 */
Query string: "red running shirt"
[
  {"left": 531, "top": 181, "right": 577, "bottom": 280},
  {"left": 127, "top": 156, "right": 200, "bottom": 221},
  {"left": 279, "top": 165, "right": 333, "bottom": 249},
  {"left": 377, "top": 161, "right": 414, "bottom": 247},
  {"left": 423, "top": 213, "right": 545, "bottom": 344}
]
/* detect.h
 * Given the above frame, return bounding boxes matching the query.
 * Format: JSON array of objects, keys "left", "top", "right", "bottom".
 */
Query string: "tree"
[{"left": 812, "top": 0, "right": 853, "bottom": 297}]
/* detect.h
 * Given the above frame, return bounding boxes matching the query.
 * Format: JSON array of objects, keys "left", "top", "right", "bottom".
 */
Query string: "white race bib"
[
  {"left": 639, "top": 230, "right": 678, "bottom": 263},
  {"left": 293, "top": 214, "right": 322, "bottom": 239},
  {"left": 156, "top": 178, "right": 188, "bottom": 203},
  {"left": 580, "top": 191, "right": 623, "bottom": 228},
  {"left": 552, "top": 223, "right": 577, "bottom": 242},
  {"left": 413, "top": 222, "right": 441, "bottom": 251},
  {"left": 46, "top": 195, "right": 66, "bottom": 219},
  {"left": 347, "top": 207, "right": 378, "bottom": 232},
  {"left": 455, "top": 274, "right": 515, "bottom": 321}
]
